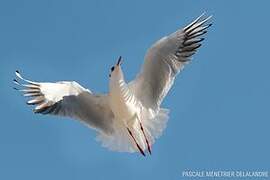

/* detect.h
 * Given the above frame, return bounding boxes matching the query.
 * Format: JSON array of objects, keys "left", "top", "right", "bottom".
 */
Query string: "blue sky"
[{"left": 0, "top": 0, "right": 269, "bottom": 179}]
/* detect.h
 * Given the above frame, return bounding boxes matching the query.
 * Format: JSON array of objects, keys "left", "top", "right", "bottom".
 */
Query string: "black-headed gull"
[{"left": 14, "top": 13, "right": 212, "bottom": 156}]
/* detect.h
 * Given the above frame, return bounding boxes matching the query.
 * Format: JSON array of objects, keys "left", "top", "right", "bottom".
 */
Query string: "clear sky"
[{"left": 0, "top": 0, "right": 269, "bottom": 180}]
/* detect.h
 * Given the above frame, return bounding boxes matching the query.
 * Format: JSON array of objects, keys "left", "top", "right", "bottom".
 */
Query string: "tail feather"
[{"left": 96, "top": 108, "right": 169, "bottom": 153}]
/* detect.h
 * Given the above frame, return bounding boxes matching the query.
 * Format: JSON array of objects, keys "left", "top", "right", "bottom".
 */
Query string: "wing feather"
[
  {"left": 129, "top": 13, "right": 212, "bottom": 111},
  {"left": 14, "top": 71, "right": 114, "bottom": 134}
]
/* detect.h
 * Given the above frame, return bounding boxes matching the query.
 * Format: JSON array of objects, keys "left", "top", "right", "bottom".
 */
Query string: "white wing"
[
  {"left": 14, "top": 71, "right": 114, "bottom": 135},
  {"left": 129, "top": 13, "right": 212, "bottom": 111}
]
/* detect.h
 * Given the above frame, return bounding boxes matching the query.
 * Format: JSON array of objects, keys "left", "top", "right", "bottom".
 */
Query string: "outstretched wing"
[
  {"left": 129, "top": 13, "right": 212, "bottom": 111},
  {"left": 14, "top": 71, "right": 114, "bottom": 135}
]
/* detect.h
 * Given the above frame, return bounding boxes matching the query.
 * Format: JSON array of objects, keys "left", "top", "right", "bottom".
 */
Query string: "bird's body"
[
  {"left": 109, "top": 67, "right": 138, "bottom": 121},
  {"left": 108, "top": 62, "right": 153, "bottom": 155},
  {"left": 14, "top": 13, "right": 212, "bottom": 156}
]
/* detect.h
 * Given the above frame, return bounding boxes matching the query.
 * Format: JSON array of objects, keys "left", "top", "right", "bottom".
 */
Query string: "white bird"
[{"left": 14, "top": 13, "right": 212, "bottom": 156}]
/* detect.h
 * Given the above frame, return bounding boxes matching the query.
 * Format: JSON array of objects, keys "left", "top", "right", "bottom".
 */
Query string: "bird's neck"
[
  {"left": 109, "top": 73, "right": 129, "bottom": 117},
  {"left": 110, "top": 75, "right": 127, "bottom": 97}
]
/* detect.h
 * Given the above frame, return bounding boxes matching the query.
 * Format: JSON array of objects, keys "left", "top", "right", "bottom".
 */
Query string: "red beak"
[{"left": 117, "top": 56, "right": 122, "bottom": 66}]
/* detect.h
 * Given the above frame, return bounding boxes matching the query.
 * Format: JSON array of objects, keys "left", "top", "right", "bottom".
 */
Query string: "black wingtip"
[
  {"left": 13, "top": 87, "right": 19, "bottom": 90},
  {"left": 16, "top": 70, "right": 20, "bottom": 74}
]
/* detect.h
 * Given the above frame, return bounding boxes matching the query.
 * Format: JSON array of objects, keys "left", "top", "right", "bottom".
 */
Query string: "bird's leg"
[
  {"left": 136, "top": 114, "right": 152, "bottom": 155},
  {"left": 125, "top": 114, "right": 145, "bottom": 156},
  {"left": 126, "top": 127, "right": 145, "bottom": 156}
]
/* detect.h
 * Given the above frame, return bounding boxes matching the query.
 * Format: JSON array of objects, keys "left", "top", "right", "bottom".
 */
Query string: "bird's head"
[{"left": 109, "top": 56, "right": 123, "bottom": 80}]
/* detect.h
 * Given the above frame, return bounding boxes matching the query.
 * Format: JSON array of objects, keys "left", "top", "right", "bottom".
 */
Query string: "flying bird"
[{"left": 14, "top": 13, "right": 212, "bottom": 156}]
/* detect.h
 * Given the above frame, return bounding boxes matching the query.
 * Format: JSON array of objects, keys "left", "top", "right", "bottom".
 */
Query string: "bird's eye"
[{"left": 111, "top": 66, "right": 115, "bottom": 72}]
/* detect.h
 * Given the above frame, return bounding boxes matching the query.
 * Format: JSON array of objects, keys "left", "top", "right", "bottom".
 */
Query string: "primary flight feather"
[{"left": 14, "top": 13, "right": 212, "bottom": 156}]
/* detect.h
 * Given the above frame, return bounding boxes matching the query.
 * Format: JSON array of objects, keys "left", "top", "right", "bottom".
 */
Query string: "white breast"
[{"left": 109, "top": 79, "right": 140, "bottom": 122}]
